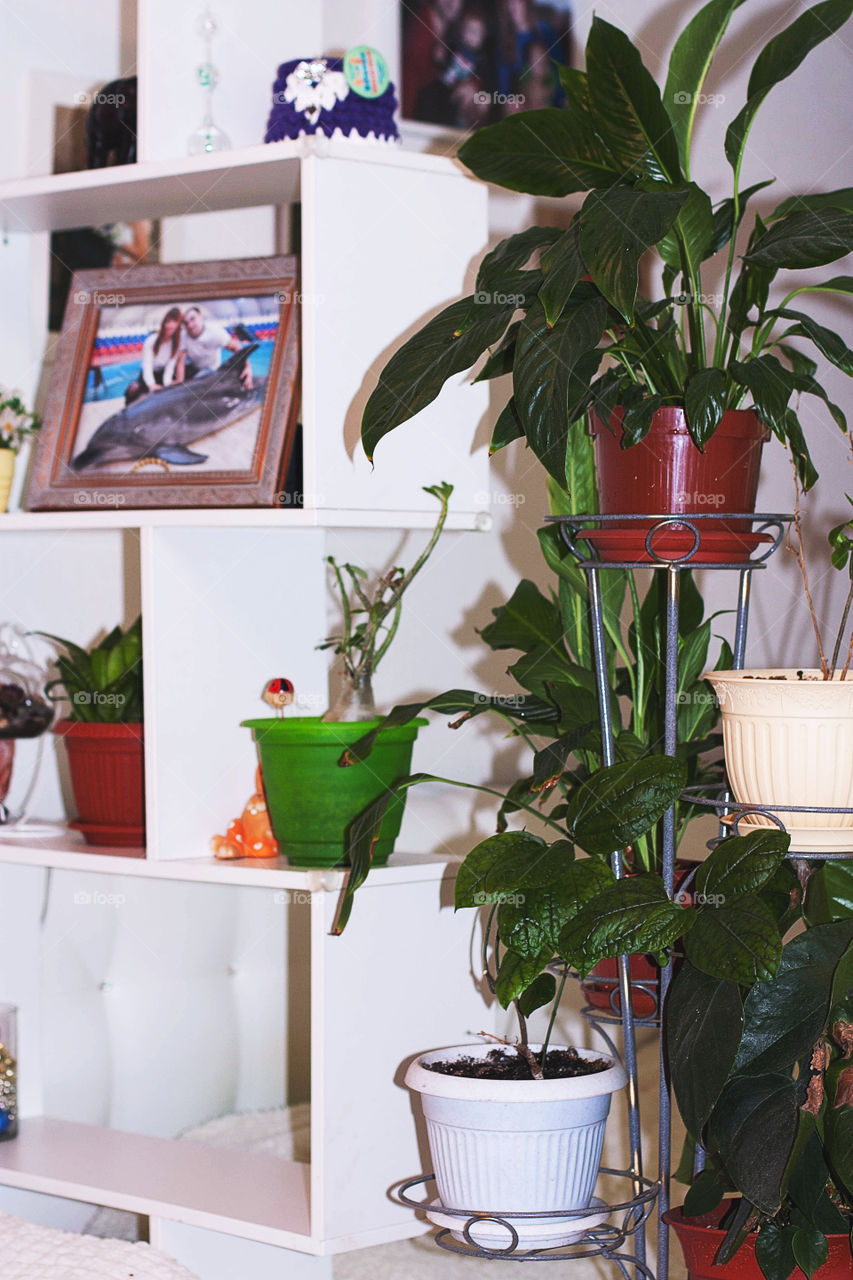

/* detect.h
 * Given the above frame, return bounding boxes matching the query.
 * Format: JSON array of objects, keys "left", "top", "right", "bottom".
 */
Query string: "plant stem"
[
  {"left": 540, "top": 965, "right": 569, "bottom": 1066},
  {"left": 830, "top": 579, "right": 853, "bottom": 677},
  {"left": 787, "top": 465, "right": 829, "bottom": 678}
]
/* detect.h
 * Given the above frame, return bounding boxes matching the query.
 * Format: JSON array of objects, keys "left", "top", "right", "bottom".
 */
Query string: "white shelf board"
[
  {"left": 0, "top": 138, "right": 463, "bottom": 235},
  {"left": 0, "top": 830, "right": 460, "bottom": 888},
  {"left": 0, "top": 1117, "right": 314, "bottom": 1251},
  {"left": 0, "top": 507, "right": 485, "bottom": 531}
]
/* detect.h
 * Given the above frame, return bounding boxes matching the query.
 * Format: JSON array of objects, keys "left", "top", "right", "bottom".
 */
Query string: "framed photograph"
[
  {"left": 26, "top": 256, "right": 300, "bottom": 511},
  {"left": 401, "top": 0, "right": 573, "bottom": 131}
]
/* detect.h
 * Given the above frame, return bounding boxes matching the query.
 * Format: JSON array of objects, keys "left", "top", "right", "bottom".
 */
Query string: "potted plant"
[
  {"left": 242, "top": 483, "right": 451, "bottom": 869},
  {"left": 361, "top": 0, "right": 853, "bottom": 561},
  {"left": 39, "top": 617, "right": 144, "bottom": 847},
  {"left": 705, "top": 481, "right": 853, "bottom": 853},
  {"left": 0, "top": 388, "right": 40, "bottom": 513},
  {"left": 665, "top": 859, "right": 853, "bottom": 1280}
]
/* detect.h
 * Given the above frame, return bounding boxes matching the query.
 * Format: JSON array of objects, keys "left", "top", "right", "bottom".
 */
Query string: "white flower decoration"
[{"left": 284, "top": 59, "right": 349, "bottom": 125}]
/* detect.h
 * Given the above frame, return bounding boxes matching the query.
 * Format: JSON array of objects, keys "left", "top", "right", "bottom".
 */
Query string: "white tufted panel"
[{"left": 39, "top": 871, "right": 290, "bottom": 1138}]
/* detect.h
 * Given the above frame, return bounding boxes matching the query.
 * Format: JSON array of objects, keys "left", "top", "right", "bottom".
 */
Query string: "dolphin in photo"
[{"left": 72, "top": 344, "right": 265, "bottom": 470}]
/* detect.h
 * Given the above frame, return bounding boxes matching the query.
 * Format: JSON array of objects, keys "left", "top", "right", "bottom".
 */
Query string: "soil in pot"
[
  {"left": 664, "top": 1202, "right": 853, "bottom": 1280},
  {"left": 588, "top": 408, "right": 768, "bottom": 564},
  {"left": 424, "top": 1046, "right": 611, "bottom": 1080}
]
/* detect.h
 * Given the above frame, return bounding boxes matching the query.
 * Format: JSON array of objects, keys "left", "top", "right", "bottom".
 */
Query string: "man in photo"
[{"left": 175, "top": 306, "right": 253, "bottom": 389}]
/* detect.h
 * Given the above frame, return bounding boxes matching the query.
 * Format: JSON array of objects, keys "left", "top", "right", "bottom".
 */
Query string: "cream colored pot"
[{"left": 704, "top": 669, "right": 853, "bottom": 854}]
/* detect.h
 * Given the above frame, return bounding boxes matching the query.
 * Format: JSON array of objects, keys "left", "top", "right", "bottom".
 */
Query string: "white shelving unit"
[{"left": 0, "top": 6, "right": 494, "bottom": 1276}]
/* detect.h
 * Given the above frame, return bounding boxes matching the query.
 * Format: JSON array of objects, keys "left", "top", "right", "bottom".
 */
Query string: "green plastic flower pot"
[{"left": 242, "top": 717, "right": 425, "bottom": 868}]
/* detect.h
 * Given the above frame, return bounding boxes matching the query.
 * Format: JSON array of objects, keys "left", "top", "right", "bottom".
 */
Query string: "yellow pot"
[{"left": 0, "top": 451, "right": 14, "bottom": 513}]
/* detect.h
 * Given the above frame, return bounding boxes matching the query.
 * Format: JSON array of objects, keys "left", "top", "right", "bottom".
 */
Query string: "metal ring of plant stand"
[
  {"left": 396, "top": 1171, "right": 658, "bottom": 1263},
  {"left": 680, "top": 786, "right": 853, "bottom": 859},
  {"left": 547, "top": 512, "right": 793, "bottom": 572}
]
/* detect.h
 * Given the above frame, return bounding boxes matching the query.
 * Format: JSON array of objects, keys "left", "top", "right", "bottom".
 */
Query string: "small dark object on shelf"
[
  {"left": 0, "top": 683, "right": 52, "bottom": 739},
  {"left": 424, "top": 1047, "right": 610, "bottom": 1081},
  {"left": 86, "top": 76, "right": 137, "bottom": 168}
]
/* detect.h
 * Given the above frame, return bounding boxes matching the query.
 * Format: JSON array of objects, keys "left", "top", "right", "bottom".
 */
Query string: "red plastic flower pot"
[
  {"left": 55, "top": 720, "right": 145, "bottom": 848},
  {"left": 587, "top": 408, "right": 769, "bottom": 564},
  {"left": 664, "top": 1203, "right": 853, "bottom": 1280}
]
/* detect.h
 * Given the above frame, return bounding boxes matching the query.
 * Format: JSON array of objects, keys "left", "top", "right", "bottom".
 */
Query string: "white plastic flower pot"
[
  {"left": 704, "top": 669, "right": 853, "bottom": 854},
  {"left": 404, "top": 1044, "right": 627, "bottom": 1250}
]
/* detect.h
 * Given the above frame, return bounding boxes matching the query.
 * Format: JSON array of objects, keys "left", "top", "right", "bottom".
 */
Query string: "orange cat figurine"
[{"left": 212, "top": 767, "right": 280, "bottom": 860}]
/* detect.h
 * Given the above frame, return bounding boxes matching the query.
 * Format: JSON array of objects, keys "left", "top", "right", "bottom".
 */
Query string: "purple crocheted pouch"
[{"left": 265, "top": 57, "right": 399, "bottom": 143}]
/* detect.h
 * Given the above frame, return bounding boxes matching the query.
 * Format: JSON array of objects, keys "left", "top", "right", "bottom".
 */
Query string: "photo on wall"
[
  {"left": 26, "top": 257, "right": 301, "bottom": 511},
  {"left": 401, "top": 0, "right": 573, "bottom": 131}
]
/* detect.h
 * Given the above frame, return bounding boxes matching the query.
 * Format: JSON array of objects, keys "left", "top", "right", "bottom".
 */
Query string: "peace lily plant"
[{"left": 362, "top": 0, "right": 853, "bottom": 497}]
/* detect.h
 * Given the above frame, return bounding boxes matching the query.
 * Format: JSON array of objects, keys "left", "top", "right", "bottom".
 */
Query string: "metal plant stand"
[{"left": 398, "top": 512, "right": 793, "bottom": 1277}]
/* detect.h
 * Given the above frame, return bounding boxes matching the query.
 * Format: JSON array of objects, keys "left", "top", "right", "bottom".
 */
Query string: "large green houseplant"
[
  {"left": 666, "top": 860, "right": 853, "bottom": 1280},
  {"left": 362, "top": 0, "right": 853, "bottom": 559},
  {"left": 40, "top": 617, "right": 144, "bottom": 847}
]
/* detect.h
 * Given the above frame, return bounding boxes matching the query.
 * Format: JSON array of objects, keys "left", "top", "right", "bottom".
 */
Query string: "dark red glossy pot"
[
  {"left": 581, "top": 861, "right": 695, "bottom": 1018},
  {"left": 664, "top": 1203, "right": 853, "bottom": 1280},
  {"left": 588, "top": 408, "right": 768, "bottom": 563},
  {"left": 55, "top": 721, "right": 145, "bottom": 849}
]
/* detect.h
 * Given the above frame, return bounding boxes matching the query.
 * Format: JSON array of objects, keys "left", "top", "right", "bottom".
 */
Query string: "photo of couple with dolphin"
[{"left": 25, "top": 256, "right": 301, "bottom": 511}]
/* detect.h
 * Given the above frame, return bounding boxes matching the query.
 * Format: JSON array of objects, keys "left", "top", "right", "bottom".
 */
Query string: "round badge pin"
[{"left": 343, "top": 46, "right": 391, "bottom": 99}]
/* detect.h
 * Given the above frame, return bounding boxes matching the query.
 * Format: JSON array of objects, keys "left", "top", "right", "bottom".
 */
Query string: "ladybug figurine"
[{"left": 262, "top": 678, "right": 295, "bottom": 716}]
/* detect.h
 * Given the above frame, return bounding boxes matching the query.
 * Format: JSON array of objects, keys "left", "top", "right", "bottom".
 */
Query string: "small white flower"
[{"left": 284, "top": 60, "right": 349, "bottom": 125}]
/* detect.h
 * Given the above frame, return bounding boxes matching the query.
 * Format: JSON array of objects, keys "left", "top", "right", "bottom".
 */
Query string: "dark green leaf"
[
  {"left": 586, "top": 17, "right": 681, "bottom": 182},
  {"left": 772, "top": 188, "right": 853, "bottom": 219},
  {"left": 566, "top": 755, "right": 687, "bottom": 857},
  {"left": 755, "top": 1219, "right": 799, "bottom": 1280},
  {"left": 696, "top": 830, "right": 790, "bottom": 903},
  {"left": 744, "top": 208, "right": 853, "bottom": 270},
  {"left": 784, "top": 410, "right": 820, "bottom": 492},
  {"left": 825, "top": 1068, "right": 853, "bottom": 1201},
  {"left": 683, "top": 1168, "right": 726, "bottom": 1218},
  {"left": 540, "top": 228, "right": 585, "bottom": 327},
  {"left": 620, "top": 395, "right": 664, "bottom": 447},
  {"left": 475, "top": 322, "right": 520, "bottom": 383},
  {"left": 579, "top": 187, "right": 688, "bottom": 321},
  {"left": 362, "top": 295, "right": 516, "bottom": 460},
  {"left": 707, "top": 1073, "right": 799, "bottom": 1214},
  {"left": 558, "top": 874, "right": 690, "bottom": 978},
  {"left": 518, "top": 972, "right": 557, "bottom": 1018},
  {"left": 513, "top": 297, "right": 608, "bottom": 481},
  {"left": 657, "top": 182, "right": 715, "bottom": 273},
  {"left": 532, "top": 726, "right": 595, "bottom": 792},
  {"left": 792, "top": 1229, "right": 829, "bottom": 1280},
  {"left": 773, "top": 308, "right": 853, "bottom": 375},
  {"left": 495, "top": 947, "right": 552, "bottom": 1008},
  {"left": 455, "top": 831, "right": 548, "bottom": 910},
  {"left": 663, "top": 0, "right": 747, "bottom": 171},
  {"left": 490, "top": 399, "right": 524, "bottom": 454},
  {"left": 458, "top": 108, "right": 621, "bottom": 196},
  {"left": 685, "top": 367, "right": 727, "bottom": 447},
  {"left": 729, "top": 355, "right": 797, "bottom": 436},
  {"left": 733, "top": 920, "right": 853, "bottom": 1075},
  {"left": 708, "top": 181, "right": 775, "bottom": 257},
  {"left": 805, "top": 862, "right": 853, "bottom": 924},
  {"left": 481, "top": 579, "right": 562, "bottom": 654},
  {"left": 477, "top": 227, "right": 563, "bottom": 293},
  {"left": 668, "top": 961, "right": 744, "bottom": 1138},
  {"left": 684, "top": 895, "right": 782, "bottom": 984}
]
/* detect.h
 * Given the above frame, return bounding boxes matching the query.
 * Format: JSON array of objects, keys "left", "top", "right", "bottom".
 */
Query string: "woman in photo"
[{"left": 124, "top": 306, "right": 183, "bottom": 405}]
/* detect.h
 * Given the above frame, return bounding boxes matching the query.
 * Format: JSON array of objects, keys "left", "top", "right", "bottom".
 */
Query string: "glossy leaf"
[
  {"left": 707, "top": 180, "right": 775, "bottom": 257},
  {"left": 620, "top": 394, "right": 664, "bottom": 447},
  {"left": 495, "top": 947, "right": 553, "bottom": 1008},
  {"left": 559, "top": 874, "right": 690, "bottom": 978},
  {"left": 539, "top": 228, "right": 585, "bottom": 327},
  {"left": 792, "top": 1229, "right": 829, "bottom": 1280},
  {"left": 696, "top": 830, "right": 790, "bottom": 903},
  {"left": 458, "top": 108, "right": 621, "bottom": 196},
  {"left": 566, "top": 755, "right": 687, "bottom": 857},
  {"left": 490, "top": 399, "right": 523, "bottom": 454},
  {"left": 518, "top": 972, "right": 557, "bottom": 1018},
  {"left": 733, "top": 920, "right": 853, "bottom": 1075},
  {"left": 513, "top": 297, "right": 608, "bottom": 481},
  {"left": 499, "top": 865, "right": 613, "bottom": 958},
  {"left": 586, "top": 17, "right": 681, "bottom": 182},
  {"left": 683, "top": 1168, "right": 726, "bottom": 1217},
  {"left": 477, "top": 226, "right": 563, "bottom": 293},
  {"left": 707, "top": 1073, "right": 799, "bottom": 1214},
  {"left": 475, "top": 322, "right": 520, "bottom": 384},
  {"left": 657, "top": 182, "right": 715, "bottom": 273},
  {"left": 773, "top": 308, "right": 853, "bottom": 376},
  {"left": 663, "top": 0, "right": 747, "bottom": 171},
  {"left": 772, "top": 188, "right": 853, "bottom": 218},
  {"left": 684, "top": 895, "right": 782, "bottom": 984},
  {"left": 755, "top": 1219, "right": 799, "bottom": 1280},
  {"left": 579, "top": 187, "right": 688, "bottom": 321},
  {"left": 362, "top": 295, "right": 517, "bottom": 460},
  {"left": 805, "top": 862, "right": 853, "bottom": 924},
  {"left": 684, "top": 367, "right": 727, "bottom": 447},
  {"left": 667, "top": 961, "right": 744, "bottom": 1138},
  {"left": 744, "top": 208, "right": 853, "bottom": 269},
  {"left": 455, "top": 830, "right": 548, "bottom": 909},
  {"left": 481, "top": 579, "right": 562, "bottom": 654},
  {"left": 729, "top": 356, "right": 797, "bottom": 436}
]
